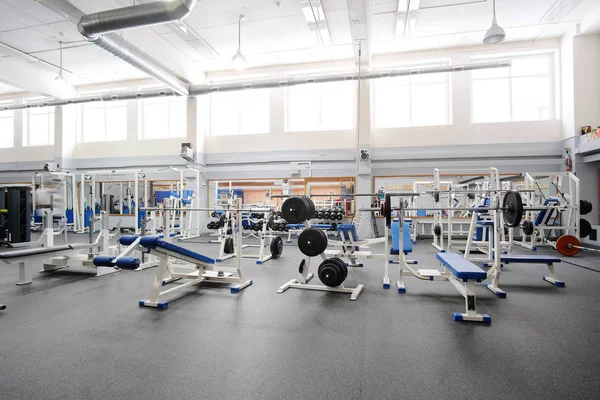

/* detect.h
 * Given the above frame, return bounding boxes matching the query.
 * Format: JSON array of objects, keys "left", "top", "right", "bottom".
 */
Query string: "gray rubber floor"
[{"left": 1, "top": 234, "right": 600, "bottom": 400}]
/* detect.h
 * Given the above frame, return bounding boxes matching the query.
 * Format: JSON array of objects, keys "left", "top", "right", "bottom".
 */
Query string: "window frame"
[
  {"left": 209, "top": 88, "right": 271, "bottom": 137},
  {"left": 284, "top": 80, "right": 356, "bottom": 132},
  {"left": 371, "top": 60, "right": 452, "bottom": 129},
  {"left": 0, "top": 106, "right": 15, "bottom": 149},
  {"left": 23, "top": 104, "right": 55, "bottom": 147},
  {"left": 470, "top": 52, "right": 555, "bottom": 123},
  {"left": 138, "top": 95, "right": 188, "bottom": 140},
  {"left": 78, "top": 100, "right": 128, "bottom": 143}
]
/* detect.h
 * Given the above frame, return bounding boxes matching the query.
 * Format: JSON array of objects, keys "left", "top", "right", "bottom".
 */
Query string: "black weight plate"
[
  {"left": 502, "top": 191, "right": 523, "bottom": 228},
  {"left": 227, "top": 228, "right": 233, "bottom": 235},
  {"left": 433, "top": 191, "right": 440, "bottom": 203},
  {"left": 298, "top": 228, "right": 328, "bottom": 257},
  {"left": 522, "top": 220, "right": 534, "bottom": 236},
  {"left": 270, "top": 236, "right": 283, "bottom": 259},
  {"left": 268, "top": 214, "right": 275, "bottom": 230},
  {"left": 207, "top": 223, "right": 212, "bottom": 229},
  {"left": 318, "top": 259, "right": 343, "bottom": 287},
  {"left": 580, "top": 218, "right": 592, "bottom": 238},
  {"left": 306, "top": 198, "right": 315, "bottom": 219},
  {"left": 385, "top": 193, "right": 392, "bottom": 227},
  {"left": 330, "top": 257, "right": 348, "bottom": 284},
  {"left": 336, "top": 212, "right": 343, "bottom": 220},
  {"left": 433, "top": 225, "right": 442, "bottom": 237},
  {"left": 219, "top": 213, "right": 226, "bottom": 228},
  {"left": 224, "top": 237, "right": 234, "bottom": 254},
  {"left": 211, "top": 212, "right": 217, "bottom": 218},
  {"left": 282, "top": 197, "right": 309, "bottom": 224},
  {"left": 298, "top": 259, "right": 305, "bottom": 274}
]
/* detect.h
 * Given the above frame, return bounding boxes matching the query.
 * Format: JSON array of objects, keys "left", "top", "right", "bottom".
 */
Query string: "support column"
[{"left": 355, "top": 77, "right": 372, "bottom": 239}]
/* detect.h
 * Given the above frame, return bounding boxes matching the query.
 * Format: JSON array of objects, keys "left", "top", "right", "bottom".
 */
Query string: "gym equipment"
[
  {"left": 298, "top": 228, "right": 328, "bottom": 257},
  {"left": 224, "top": 237, "right": 235, "bottom": 254},
  {"left": 317, "top": 257, "right": 348, "bottom": 287},
  {"left": 580, "top": 199, "right": 592, "bottom": 215},
  {"left": 436, "top": 253, "right": 491, "bottom": 324},
  {"left": 138, "top": 199, "right": 253, "bottom": 309},
  {"left": 499, "top": 255, "right": 564, "bottom": 288},
  {"left": 580, "top": 218, "right": 592, "bottom": 238},
  {"left": 0, "top": 186, "right": 31, "bottom": 246},
  {"left": 521, "top": 220, "right": 534, "bottom": 236},
  {"left": 281, "top": 197, "right": 314, "bottom": 224},
  {"left": 555, "top": 234, "right": 600, "bottom": 257},
  {"left": 270, "top": 237, "right": 283, "bottom": 259}
]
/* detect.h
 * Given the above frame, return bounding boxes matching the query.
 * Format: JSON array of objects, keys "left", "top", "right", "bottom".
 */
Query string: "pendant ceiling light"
[
  {"left": 55, "top": 41, "right": 67, "bottom": 83},
  {"left": 483, "top": 0, "right": 506, "bottom": 44},
  {"left": 231, "top": 15, "right": 248, "bottom": 71}
]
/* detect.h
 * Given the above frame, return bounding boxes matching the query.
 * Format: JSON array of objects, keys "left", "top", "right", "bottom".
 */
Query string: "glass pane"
[
  {"left": 83, "top": 107, "right": 106, "bottom": 142},
  {"left": 105, "top": 104, "right": 127, "bottom": 141},
  {"left": 512, "top": 77, "right": 551, "bottom": 121},
  {"left": 240, "top": 89, "right": 270, "bottom": 134},
  {"left": 0, "top": 113, "right": 14, "bottom": 148},
  {"left": 321, "top": 81, "right": 354, "bottom": 130},
  {"left": 511, "top": 56, "right": 550, "bottom": 77},
  {"left": 143, "top": 101, "right": 169, "bottom": 139},
  {"left": 411, "top": 72, "right": 447, "bottom": 84},
  {"left": 411, "top": 83, "right": 448, "bottom": 126},
  {"left": 287, "top": 87, "right": 320, "bottom": 131},
  {"left": 211, "top": 92, "right": 240, "bottom": 136},
  {"left": 169, "top": 98, "right": 187, "bottom": 138},
  {"left": 373, "top": 78, "right": 410, "bottom": 128},
  {"left": 472, "top": 79, "right": 510, "bottom": 123},
  {"left": 472, "top": 66, "right": 510, "bottom": 80}
]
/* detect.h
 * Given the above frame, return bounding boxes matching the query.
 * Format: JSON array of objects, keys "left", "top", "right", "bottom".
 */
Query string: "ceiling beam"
[
  {"left": 0, "top": 56, "right": 76, "bottom": 98},
  {"left": 346, "top": 0, "right": 372, "bottom": 69}
]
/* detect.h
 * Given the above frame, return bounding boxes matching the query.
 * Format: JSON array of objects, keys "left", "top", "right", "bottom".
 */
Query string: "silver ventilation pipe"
[
  {"left": 78, "top": 0, "right": 197, "bottom": 38},
  {"left": 75, "top": 0, "right": 198, "bottom": 96},
  {"left": 91, "top": 33, "right": 190, "bottom": 96},
  {"left": 1, "top": 61, "right": 510, "bottom": 111}
]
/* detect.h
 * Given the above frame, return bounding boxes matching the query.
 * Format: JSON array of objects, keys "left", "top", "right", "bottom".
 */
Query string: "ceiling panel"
[{"left": 0, "top": 80, "right": 23, "bottom": 95}]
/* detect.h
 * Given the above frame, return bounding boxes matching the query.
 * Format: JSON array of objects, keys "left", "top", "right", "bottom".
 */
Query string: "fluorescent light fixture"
[
  {"left": 483, "top": 0, "right": 505, "bottom": 44},
  {"left": 408, "top": 0, "right": 420, "bottom": 11}
]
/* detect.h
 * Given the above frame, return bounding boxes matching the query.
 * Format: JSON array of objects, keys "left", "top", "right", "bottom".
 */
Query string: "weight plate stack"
[
  {"left": 317, "top": 257, "right": 348, "bottom": 287},
  {"left": 580, "top": 218, "right": 592, "bottom": 238},
  {"left": 282, "top": 197, "right": 310, "bottom": 224},
  {"left": 521, "top": 220, "right": 534, "bottom": 236}
]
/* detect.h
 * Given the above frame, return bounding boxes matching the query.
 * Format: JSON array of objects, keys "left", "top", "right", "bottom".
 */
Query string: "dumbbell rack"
[{"left": 277, "top": 219, "right": 365, "bottom": 301}]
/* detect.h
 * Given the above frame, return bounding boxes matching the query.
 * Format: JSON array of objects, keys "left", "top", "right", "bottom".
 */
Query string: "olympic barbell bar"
[
  {"left": 424, "top": 189, "right": 536, "bottom": 194},
  {"left": 141, "top": 207, "right": 274, "bottom": 212},
  {"left": 555, "top": 234, "right": 600, "bottom": 257}
]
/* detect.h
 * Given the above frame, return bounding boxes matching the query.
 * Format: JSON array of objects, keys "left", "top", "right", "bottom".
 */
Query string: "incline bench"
[{"left": 436, "top": 252, "right": 491, "bottom": 324}]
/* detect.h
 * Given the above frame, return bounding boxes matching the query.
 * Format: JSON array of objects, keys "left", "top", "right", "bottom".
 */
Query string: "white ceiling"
[
  {"left": 0, "top": 0, "right": 599, "bottom": 93},
  {"left": 0, "top": 81, "right": 22, "bottom": 95}
]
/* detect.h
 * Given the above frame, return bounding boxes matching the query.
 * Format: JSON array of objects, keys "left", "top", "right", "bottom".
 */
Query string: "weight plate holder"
[{"left": 277, "top": 200, "right": 364, "bottom": 300}]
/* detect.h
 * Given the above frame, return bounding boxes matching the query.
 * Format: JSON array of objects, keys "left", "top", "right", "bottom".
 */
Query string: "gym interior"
[{"left": 1, "top": 1, "right": 600, "bottom": 399}]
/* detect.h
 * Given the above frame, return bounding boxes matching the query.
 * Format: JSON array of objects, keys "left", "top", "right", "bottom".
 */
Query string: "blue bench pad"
[
  {"left": 391, "top": 220, "right": 413, "bottom": 254},
  {"left": 139, "top": 237, "right": 215, "bottom": 265},
  {"left": 436, "top": 253, "right": 487, "bottom": 280},
  {"left": 501, "top": 255, "right": 561, "bottom": 264}
]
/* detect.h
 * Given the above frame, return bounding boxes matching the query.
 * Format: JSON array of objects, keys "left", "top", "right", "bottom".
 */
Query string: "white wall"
[{"left": 573, "top": 34, "right": 600, "bottom": 131}]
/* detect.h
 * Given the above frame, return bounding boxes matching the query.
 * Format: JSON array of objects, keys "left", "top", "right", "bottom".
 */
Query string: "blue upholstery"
[
  {"left": 139, "top": 236, "right": 215, "bottom": 265},
  {"left": 391, "top": 220, "right": 413, "bottom": 254},
  {"left": 93, "top": 255, "right": 115, "bottom": 266},
  {"left": 501, "top": 255, "right": 561, "bottom": 264},
  {"left": 476, "top": 220, "right": 494, "bottom": 226},
  {"left": 436, "top": 253, "right": 487, "bottom": 280},
  {"left": 337, "top": 224, "right": 360, "bottom": 251},
  {"left": 93, "top": 256, "right": 140, "bottom": 269},
  {"left": 535, "top": 198, "right": 559, "bottom": 226},
  {"left": 155, "top": 241, "right": 215, "bottom": 265},
  {"left": 119, "top": 235, "right": 139, "bottom": 246}
]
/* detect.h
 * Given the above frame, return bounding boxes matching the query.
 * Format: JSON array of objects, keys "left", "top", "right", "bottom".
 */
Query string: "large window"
[
  {"left": 80, "top": 101, "right": 127, "bottom": 143},
  {"left": 139, "top": 96, "right": 187, "bottom": 139},
  {"left": 373, "top": 70, "right": 451, "bottom": 128},
  {"left": 210, "top": 89, "right": 270, "bottom": 136},
  {"left": 471, "top": 54, "right": 553, "bottom": 123},
  {"left": 23, "top": 105, "right": 54, "bottom": 147},
  {"left": 0, "top": 110, "right": 14, "bottom": 148},
  {"left": 286, "top": 81, "right": 355, "bottom": 132}
]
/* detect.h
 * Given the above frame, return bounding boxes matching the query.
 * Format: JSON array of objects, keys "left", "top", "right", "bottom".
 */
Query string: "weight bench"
[
  {"left": 391, "top": 220, "right": 413, "bottom": 255},
  {"left": 137, "top": 236, "right": 252, "bottom": 309},
  {"left": 436, "top": 253, "right": 491, "bottom": 324},
  {"left": 484, "top": 254, "right": 564, "bottom": 298}
]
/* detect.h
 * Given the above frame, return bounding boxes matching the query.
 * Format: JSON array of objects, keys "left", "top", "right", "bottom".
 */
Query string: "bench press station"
[{"left": 136, "top": 199, "right": 255, "bottom": 309}]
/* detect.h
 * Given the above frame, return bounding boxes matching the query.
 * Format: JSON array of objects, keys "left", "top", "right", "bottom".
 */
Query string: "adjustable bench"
[
  {"left": 436, "top": 253, "right": 491, "bottom": 324},
  {"left": 391, "top": 220, "right": 413, "bottom": 255},
  {"left": 137, "top": 237, "right": 252, "bottom": 309},
  {"left": 484, "top": 254, "right": 564, "bottom": 298}
]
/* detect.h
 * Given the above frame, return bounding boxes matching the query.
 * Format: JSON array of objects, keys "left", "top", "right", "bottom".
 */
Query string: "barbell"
[{"left": 555, "top": 234, "right": 600, "bottom": 257}]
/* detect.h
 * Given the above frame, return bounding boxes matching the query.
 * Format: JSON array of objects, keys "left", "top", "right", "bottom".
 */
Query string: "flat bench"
[
  {"left": 500, "top": 254, "right": 564, "bottom": 288},
  {"left": 436, "top": 252, "right": 491, "bottom": 324}
]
